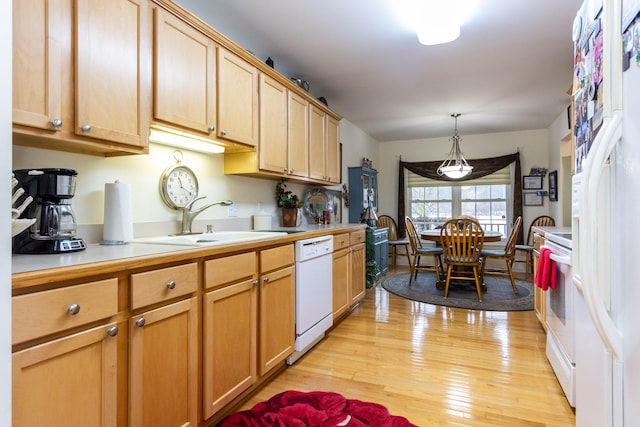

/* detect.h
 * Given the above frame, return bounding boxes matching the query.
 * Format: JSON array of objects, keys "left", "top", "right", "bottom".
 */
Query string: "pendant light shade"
[{"left": 437, "top": 114, "right": 473, "bottom": 179}]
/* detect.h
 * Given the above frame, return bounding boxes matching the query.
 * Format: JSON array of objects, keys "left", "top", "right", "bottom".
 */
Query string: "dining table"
[{"left": 419, "top": 229, "right": 503, "bottom": 291}]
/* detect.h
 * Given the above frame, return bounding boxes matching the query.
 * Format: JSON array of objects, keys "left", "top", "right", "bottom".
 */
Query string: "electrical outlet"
[{"left": 228, "top": 203, "right": 239, "bottom": 217}]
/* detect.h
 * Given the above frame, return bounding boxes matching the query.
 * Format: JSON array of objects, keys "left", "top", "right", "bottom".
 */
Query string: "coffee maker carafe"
[{"left": 12, "top": 168, "right": 86, "bottom": 254}]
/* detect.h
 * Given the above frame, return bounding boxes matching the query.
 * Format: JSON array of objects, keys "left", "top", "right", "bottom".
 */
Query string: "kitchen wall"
[
  {"left": 12, "top": 118, "right": 378, "bottom": 241},
  {"left": 548, "top": 110, "right": 573, "bottom": 226},
  {"left": 376, "top": 128, "right": 553, "bottom": 231}
]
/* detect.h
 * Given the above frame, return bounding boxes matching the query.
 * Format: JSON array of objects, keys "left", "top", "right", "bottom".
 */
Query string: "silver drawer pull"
[
  {"left": 263, "top": 277, "right": 270, "bottom": 283},
  {"left": 208, "top": 125, "right": 215, "bottom": 133},
  {"left": 166, "top": 280, "right": 176, "bottom": 290},
  {"left": 252, "top": 279, "right": 259, "bottom": 286},
  {"left": 51, "top": 118, "right": 63, "bottom": 128},
  {"left": 67, "top": 303, "right": 80, "bottom": 315},
  {"left": 135, "top": 317, "right": 146, "bottom": 327},
  {"left": 107, "top": 326, "right": 119, "bottom": 337},
  {"left": 81, "top": 124, "right": 92, "bottom": 132}
]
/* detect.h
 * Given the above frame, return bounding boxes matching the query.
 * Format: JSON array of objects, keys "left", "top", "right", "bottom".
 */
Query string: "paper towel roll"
[{"left": 102, "top": 180, "right": 133, "bottom": 245}]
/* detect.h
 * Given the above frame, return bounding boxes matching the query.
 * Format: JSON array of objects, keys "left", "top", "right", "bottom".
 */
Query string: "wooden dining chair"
[
  {"left": 404, "top": 216, "right": 443, "bottom": 285},
  {"left": 480, "top": 216, "right": 523, "bottom": 293},
  {"left": 440, "top": 216, "right": 485, "bottom": 302},
  {"left": 515, "top": 215, "right": 555, "bottom": 277},
  {"left": 376, "top": 215, "right": 411, "bottom": 270}
]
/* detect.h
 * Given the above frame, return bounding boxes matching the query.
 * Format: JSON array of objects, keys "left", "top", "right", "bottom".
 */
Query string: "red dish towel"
[{"left": 535, "top": 247, "right": 557, "bottom": 290}]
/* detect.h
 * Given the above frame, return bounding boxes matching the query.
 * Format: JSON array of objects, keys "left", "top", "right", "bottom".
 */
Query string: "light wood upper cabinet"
[
  {"left": 259, "top": 74, "right": 288, "bottom": 174},
  {"left": 326, "top": 115, "right": 341, "bottom": 183},
  {"left": 74, "top": 0, "right": 150, "bottom": 148},
  {"left": 153, "top": 7, "right": 216, "bottom": 136},
  {"left": 12, "top": 0, "right": 151, "bottom": 154},
  {"left": 309, "top": 104, "right": 327, "bottom": 181},
  {"left": 12, "top": 0, "right": 62, "bottom": 132},
  {"left": 217, "top": 48, "right": 258, "bottom": 147},
  {"left": 287, "top": 91, "right": 310, "bottom": 178}
]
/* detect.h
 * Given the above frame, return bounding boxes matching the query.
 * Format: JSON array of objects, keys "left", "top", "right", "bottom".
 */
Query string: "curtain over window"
[{"left": 397, "top": 152, "right": 523, "bottom": 242}]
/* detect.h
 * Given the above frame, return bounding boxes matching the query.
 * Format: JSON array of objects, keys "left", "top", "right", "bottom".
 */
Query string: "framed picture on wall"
[
  {"left": 549, "top": 170, "right": 558, "bottom": 201},
  {"left": 524, "top": 192, "right": 544, "bottom": 206},
  {"left": 523, "top": 175, "right": 543, "bottom": 190}
]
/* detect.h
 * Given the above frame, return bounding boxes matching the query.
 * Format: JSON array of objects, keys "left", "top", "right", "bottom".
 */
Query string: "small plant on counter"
[{"left": 275, "top": 178, "right": 304, "bottom": 209}]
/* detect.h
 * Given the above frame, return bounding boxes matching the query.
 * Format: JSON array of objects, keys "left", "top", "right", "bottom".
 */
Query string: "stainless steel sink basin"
[{"left": 133, "top": 231, "right": 287, "bottom": 247}]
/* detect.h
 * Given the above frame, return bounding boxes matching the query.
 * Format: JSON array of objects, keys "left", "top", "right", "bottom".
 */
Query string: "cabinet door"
[
  {"left": 288, "top": 91, "right": 309, "bottom": 178},
  {"left": 259, "top": 266, "right": 295, "bottom": 375},
  {"left": 203, "top": 279, "right": 258, "bottom": 420},
  {"left": 332, "top": 248, "right": 350, "bottom": 319},
  {"left": 259, "top": 73, "right": 288, "bottom": 173},
  {"left": 326, "top": 115, "right": 340, "bottom": 183},
  {"left": 218, "top": 48, "right": 258, "bottom": 147},
  {"left": 350, "top": 243, "right": 366, "bottom": 305},
  {"left": 12, "top": 0, "right": 62, "bottom": 132},
  {"left": 75, "top": 0, "right": 150, "bottom": 147},
  {"left": 13, "top": 322, "right": 119, "bottom": 427},
  {"left": 154, "top": 7, "right": 216, "bottom": 135},
  {"left": 308, "top": 105, "right": 326, "bottom": 181},
  {"left": 129, "top": 297, "right": 199, "bottom": 427}
]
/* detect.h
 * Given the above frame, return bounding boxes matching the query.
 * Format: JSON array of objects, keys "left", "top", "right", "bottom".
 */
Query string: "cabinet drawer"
[
  {"left": 333, "top": 233, "right": 350, "bottom": 251},
  {"left": 13, "top": 278, "right": 118, "bottom": 345},
  {"left": 371, "top": 229, "right": 388, "bottom": 244},
  {"left": 205, "top": 252, "right": 257, "bottom": 289},
  {"left": 130, "top": 263, "right": 197, "bottom": 310},
  {"left": 350, "top": 230, "right": 366, "bottom": 246},
  {"left": 260, "top": 244, "right": 294, "bottom": 273}
]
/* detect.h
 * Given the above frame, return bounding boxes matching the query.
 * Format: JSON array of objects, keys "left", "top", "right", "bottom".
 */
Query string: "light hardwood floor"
[{"left": 240, "top": 267, "right": 576, "bottom": 426}]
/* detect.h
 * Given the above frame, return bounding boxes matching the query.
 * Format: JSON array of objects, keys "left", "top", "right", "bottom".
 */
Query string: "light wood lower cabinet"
[
  {"left": 12, "top": 278, "right": 120, "bottom": 427},
  {"left": 13, "top": 322, "right": 119, "bottom": 427},
  {"left": 129, "top": 297, "right": 199, "bottom": 427},
  {"left": 332, "top": 231, "right": 367, "bottom": 319}
]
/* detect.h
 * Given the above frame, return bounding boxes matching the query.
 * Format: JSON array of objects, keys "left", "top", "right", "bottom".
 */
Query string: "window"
[{"left": 407, "top": 167, "right": 512, "bottom": 236}]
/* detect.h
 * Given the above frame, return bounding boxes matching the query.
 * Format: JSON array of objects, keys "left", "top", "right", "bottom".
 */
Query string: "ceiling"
[{"left": 176, "top": 0, "right": 582, "bottom": 142}]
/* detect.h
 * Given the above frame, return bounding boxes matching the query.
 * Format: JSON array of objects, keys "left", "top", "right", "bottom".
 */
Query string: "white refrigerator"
[{"left": 572, "top": 0, "right": 640, "bottom": 426}]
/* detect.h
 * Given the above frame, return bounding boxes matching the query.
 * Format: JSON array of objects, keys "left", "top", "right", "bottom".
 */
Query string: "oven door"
[{"left": 543, "top": 240, "right": 575, "bottom": 406}]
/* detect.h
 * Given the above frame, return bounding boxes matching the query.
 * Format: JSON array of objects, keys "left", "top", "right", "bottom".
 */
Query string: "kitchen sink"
[{"left": 133, "top": 231, "right": 288, "bottom": 247}]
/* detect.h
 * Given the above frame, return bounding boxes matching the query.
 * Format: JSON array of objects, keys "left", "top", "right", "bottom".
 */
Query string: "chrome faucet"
[{"left": 178, "top": 197, "right": 233, "bottom": 235}]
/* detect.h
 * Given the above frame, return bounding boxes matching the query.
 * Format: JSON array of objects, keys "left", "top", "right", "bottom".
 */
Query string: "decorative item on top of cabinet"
[{"left": 13, "top": 0, "right": 151, "bottom": 156}]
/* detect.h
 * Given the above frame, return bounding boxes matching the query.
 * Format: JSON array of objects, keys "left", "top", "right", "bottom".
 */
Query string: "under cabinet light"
[{"left": 148, "top": 125, "right": 225, "bottom": 154}]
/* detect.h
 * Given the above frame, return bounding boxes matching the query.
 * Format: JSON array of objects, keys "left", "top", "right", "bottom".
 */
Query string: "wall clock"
[{"left": 159, "top": 150, "right": 199, "bottom": 209}]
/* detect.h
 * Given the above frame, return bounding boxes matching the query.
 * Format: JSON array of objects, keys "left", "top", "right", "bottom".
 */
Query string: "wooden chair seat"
[{"left": 404, "top": 217, "right": 443, "bottom": 284}]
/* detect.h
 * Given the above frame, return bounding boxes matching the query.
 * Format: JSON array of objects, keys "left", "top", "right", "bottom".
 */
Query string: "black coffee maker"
[{"left": 13, "top": 168, "right": 86, "bottom": 254}]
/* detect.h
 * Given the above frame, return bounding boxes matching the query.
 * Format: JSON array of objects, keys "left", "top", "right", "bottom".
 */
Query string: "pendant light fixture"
[{"left": 437, "top": 113, "right": 473, "bottom": 179}]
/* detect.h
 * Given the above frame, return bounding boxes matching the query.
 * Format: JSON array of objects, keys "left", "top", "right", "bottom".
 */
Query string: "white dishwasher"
[{"left": 286, "top": 235, "right": 333, "bottom": 365}]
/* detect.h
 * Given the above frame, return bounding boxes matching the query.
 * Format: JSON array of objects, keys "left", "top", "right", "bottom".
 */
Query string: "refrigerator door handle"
[{"left": 579, "top": 110, "right": 623, "bottom": 362}]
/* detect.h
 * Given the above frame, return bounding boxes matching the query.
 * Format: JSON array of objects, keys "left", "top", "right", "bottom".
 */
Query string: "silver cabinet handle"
[
  {"left": 263, "top": 276, "right": 270, "bottom": 283},
  {"left": 290, "top": 168, "right": 294, "bottom": 174},
  {"left": 107, "top": 326, "right": 119, "bottom": 337},
  {"left": 252, "top": 279, "right": 259, "bottom": 286},
  {"left": 51, "top": 118, "right": 62, "bottom": 128},
  {"left": 208, "top": 125, "right": 215, "bottom": 133},
  {"left": 81, "top": 124, "right": 91, "bottom": 132},
  {"left": 221, "top": 129, "right": 227, "bottom": 136},
  {"left": 135, "top": 317, "right": 145, "bottom": 327},
  {"left": 67, "top": 303, "right": 80, "bottom": 315},
  {"left": 284, "top": 168, "right": 288, "bottom": 173},
  {"left": 166, "top": 280, "right": 176, "bottom": 290}
]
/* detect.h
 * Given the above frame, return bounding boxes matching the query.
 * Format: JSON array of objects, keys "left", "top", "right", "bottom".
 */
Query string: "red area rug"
[{"left": 218, "top": 390, "right": 417, "bottom": 427}]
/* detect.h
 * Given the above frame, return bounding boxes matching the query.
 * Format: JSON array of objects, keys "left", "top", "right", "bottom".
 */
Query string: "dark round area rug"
[
  {"left": 381, "top": 272, "right": 533, "bottom": 311},
  {"left": 218, "top": 390, "right": 417, "bottom": 426}
]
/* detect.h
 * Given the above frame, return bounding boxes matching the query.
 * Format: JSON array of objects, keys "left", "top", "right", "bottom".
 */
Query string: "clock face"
[{"left": 160, "top": 165, "right": 199, "bottom": 209}]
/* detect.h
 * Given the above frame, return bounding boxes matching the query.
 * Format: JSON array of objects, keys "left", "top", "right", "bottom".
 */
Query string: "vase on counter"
[{"left": 281, "top": 208, "right": 299, "bottom": 227}]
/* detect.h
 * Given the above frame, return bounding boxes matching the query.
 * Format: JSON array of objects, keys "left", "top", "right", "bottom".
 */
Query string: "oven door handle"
[{"left": 541, "top": 245, "right": 571, "bottom": 274}]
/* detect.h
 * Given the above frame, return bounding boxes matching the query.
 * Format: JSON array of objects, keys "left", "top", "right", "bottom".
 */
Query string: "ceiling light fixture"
[
  {"left": 393, "top": 0, "right": 474, "bottom": 46},
  {"left": 437, "top": 113, "right": 473, "bottom": 179}
]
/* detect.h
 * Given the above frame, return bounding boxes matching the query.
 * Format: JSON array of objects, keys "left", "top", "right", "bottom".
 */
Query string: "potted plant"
[{"left": 275, "top": 178, "right": 304, "bottom": 226}]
